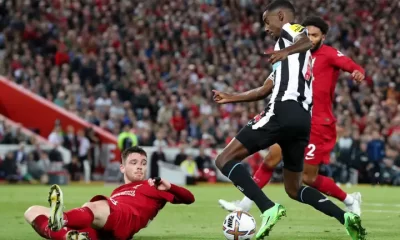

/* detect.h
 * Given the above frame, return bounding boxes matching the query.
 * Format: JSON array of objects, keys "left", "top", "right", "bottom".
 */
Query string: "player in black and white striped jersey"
[{"left": 212, "top": 0, "right": 366, "bottom": 239}]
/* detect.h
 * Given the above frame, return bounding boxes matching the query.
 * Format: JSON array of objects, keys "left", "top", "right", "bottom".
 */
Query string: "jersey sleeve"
[
  {"left": 329, "top": 48, "right": 365, "bottom": 74},
  {"left": 280, "top": 23, "right": 306, "bottom": 43},
  {"left": 163, "top": 184, "right": 195, "bottom": 204}
]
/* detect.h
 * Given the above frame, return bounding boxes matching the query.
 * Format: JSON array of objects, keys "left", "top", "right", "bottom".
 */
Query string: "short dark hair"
[
  {"left": 266, "top": 0, "right": 295, "bottom": 15},
  {"left": 302, "top": 16, "right": 329, "bottom": 35},
  {"left": 121, "top": 146, "right": 147, "bottom": 163}
]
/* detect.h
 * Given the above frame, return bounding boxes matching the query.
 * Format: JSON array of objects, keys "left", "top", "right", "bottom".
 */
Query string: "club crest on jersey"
[{"left": 290, "top": 24, "right": 304, "bottom": 33}]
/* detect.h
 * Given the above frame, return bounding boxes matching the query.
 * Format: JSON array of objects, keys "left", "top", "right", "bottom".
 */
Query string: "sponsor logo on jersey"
[{"left": 290, "top": 24, "right": 304, "bottom": 33}]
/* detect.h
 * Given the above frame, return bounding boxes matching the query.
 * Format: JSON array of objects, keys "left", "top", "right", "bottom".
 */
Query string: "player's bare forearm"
[
  {"left": 229, "top": 79, "right": 274, "bottom": 103},
  {"left": 284, "top": 33, "right": 312, "bottom": 55},
  {"left": 168, "top": 184, "right": 195, "bottom": 204}
]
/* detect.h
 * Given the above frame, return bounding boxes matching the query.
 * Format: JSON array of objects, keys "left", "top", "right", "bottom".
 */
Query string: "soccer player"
[
  {"left": 219, "top": 16, "right": 364, "bottom": 217},
  {"left": 212, "top": 1, "right": 366, "bottom": 239},
  {"left": 24, "top": 146, "right": 195, "bottom": 240}
]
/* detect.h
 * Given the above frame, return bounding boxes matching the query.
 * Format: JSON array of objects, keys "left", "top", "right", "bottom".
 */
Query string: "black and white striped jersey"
[{"left": 268, "top": 23, "right": 313, "bottom": 112}]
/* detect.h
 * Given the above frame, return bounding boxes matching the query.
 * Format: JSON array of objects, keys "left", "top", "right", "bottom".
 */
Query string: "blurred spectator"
[
  {"left": 2, "top": 152, "right": 19, "bottom": 183},
  {"left": 65, "top": 155, "right": 81, "bottom": 182},
  {"left": 195, "top": 147, "right": 213, "bottom": 172},
  {"left": 153, "top": 132, "right": 168, "bottom": 148},
  {"left": 77, "top": 129, "right": 91, "bottom": 183},
  {"left": 14, "top": 142, "right": 27, "bottom": 165},
  {"left": 0, "top": 0, "right": 400, "bottom": 185},
  {"left": 86, "top": 127, "right": 101, "bottom": 171},
  {"left": 48, "top": 143, "right": 63, "bottom": 163},
  {"left": 353, "top": 142, "right": 370, "bottom": 183},
  {"left": 48, "top": 125, "right": 64, "bottom": 145},
  {"left": 174, "top": 145, "right": 187, "bottom": 166},
  {"left": 180, "top": 154, "right": 199, "bottom": 184},
  {"left": 334, "top": 129, "right": 356, "bottom": 184},
  {"left": 27, "top": 152, "right": 50, "bottom": 184},
  {"left": 150, "top": 146, "right": 167, "bottom": 178},
  {"left": 195, "top": 147, "right": 217, "bottom": 183},
  {"left": 117, "top": 124, "right": 138, "bottom": 151},
  {"left": 63, "top": 125, "right": 78, "bottom": 155}
]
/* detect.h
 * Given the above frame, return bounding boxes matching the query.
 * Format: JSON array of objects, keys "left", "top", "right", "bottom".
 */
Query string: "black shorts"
[{"left": 236, "top": 100, "right": 311, "bottom": 172}]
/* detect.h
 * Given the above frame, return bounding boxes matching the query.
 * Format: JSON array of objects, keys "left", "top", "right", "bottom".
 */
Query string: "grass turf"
[{"left": 0, "top": 183, "right": 399, "bottom": 239}]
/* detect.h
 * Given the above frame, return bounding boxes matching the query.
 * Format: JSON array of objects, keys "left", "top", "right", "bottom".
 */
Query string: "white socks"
[
  {"left": 239, "top": 196, "right": 254, "bottom": 211},
  {"left": 343, "top": 194, "right": 354, "bottom": 205}
]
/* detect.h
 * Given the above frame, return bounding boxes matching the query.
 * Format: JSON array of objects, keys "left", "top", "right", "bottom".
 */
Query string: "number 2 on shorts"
[{"left": 305, "top": 144, "right": 316, "bottom": 160}]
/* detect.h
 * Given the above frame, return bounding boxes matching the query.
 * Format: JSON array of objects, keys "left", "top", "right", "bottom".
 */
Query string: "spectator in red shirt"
[{"left": 170, "top": 109, "right": 186, "bottom": 133}]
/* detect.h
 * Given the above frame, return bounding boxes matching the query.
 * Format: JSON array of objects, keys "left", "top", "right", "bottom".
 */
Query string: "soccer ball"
[{"left": 222, "top": 211, "right": 256, "bottom": 240}]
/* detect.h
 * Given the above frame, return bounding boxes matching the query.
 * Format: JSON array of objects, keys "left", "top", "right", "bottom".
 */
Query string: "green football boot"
[{"left": 255, "top": 203, "right": 286, "bottom": 240}]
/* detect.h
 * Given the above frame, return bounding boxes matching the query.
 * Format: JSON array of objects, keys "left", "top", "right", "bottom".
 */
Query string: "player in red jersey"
[
  {"left": 219, "top": 16, "right": 365, "bottom": 216},
  {"left": 24, "top": 146, "right": 195, "bottom": 240}
]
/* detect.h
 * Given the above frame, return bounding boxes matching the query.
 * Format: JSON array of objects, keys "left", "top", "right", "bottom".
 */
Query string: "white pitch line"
[
  {"left": 364, "top": 210, "right": 400, "bottom": 213},
  {"left": 363, "top": 203, "right": 400, "bottom": 207}
]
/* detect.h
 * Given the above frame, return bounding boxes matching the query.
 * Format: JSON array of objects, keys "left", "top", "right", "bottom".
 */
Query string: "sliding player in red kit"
[
  {"left": 219, "top": 16, "right": 365, "bottom": 215},
  {"left": 24, "top": 146, "right": 195, "bottom": 240}
]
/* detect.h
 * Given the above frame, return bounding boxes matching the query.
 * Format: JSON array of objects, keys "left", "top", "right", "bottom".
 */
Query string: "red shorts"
[
  {"left": 90, "top": 195, "right": 141, "bottom": 240},
  {"left": 304, "top": 123, "right": 336, "bottom": 165}
]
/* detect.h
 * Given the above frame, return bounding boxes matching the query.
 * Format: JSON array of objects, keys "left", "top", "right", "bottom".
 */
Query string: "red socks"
[
  {"left": 64, "top": 207, "right": 95, "bottom": 229},
  {"left": 312, "top": 175, "right": 347, "bottom": 201},
  {"left": 253, "top": 163, "right": 274, "bottom": 188},
  {"left": 31, "top": 215, "right": 67, "bottom": 240}
]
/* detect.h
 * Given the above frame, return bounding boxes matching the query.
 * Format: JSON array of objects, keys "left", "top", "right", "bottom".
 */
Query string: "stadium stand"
[{"left": 0, "top": 0, "right": 399, "bottom": 184}]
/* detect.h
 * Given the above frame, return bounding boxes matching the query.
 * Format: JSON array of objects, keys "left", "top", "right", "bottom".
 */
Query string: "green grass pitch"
[{"left": 0, "top": 184, "right": 399, "bottom": 239}]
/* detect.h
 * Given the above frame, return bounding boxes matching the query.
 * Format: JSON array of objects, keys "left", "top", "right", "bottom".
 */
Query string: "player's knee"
[
  {"left": 215, "top": 153, "right": 229, "bottom": 170},
  {"left": 264, "top": 156, "right": 278, "bottom": 169},
  {"left": 284, "top": 186, "right": 298, "bottom": 200},
  {"left": 24, "top": 205, "right": 45, "bottom": 223},
  {"left": 302, "top": 172, "right": 317, "bottom": 186},
  {"left": 82, "top": 202, "right": 96, "bottom": 211},
  {"left": 83, "top": 200, "right": 110, "bottom": 226}
]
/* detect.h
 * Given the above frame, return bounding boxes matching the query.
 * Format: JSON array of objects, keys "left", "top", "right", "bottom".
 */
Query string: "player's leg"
[
  {"left": 281, "top": 139, "right": 366, "bottom": 240},
  {"left": 48, "top": 184, "right": 110, "bottom": 231},
  {"left": 215, "top": 136, "right": 276, "bottom": 214},
  {"left": 24, "top": 205, "right": 69, "bottom": 239},
  {"left": 303, "top": 125, "right": 361, "bottom": 215},
  {"left": 219, "top": 144, "right": 282, "bottom": 212}
]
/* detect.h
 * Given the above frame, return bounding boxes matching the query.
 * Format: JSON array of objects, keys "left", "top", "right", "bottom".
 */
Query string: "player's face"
[
  {"left": 306, "top": 25, "right": 325, "bottom": 52},
  {"left": 120, "top": 153, "right": 147, "bottom": 182},
  {"left": 263, "top": 10, "right": 282, "bottom": 38}
]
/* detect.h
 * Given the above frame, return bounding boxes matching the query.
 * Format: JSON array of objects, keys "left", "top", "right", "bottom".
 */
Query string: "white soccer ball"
[{"left": 222, "top": 211, "right": 256, "bottom": 240}]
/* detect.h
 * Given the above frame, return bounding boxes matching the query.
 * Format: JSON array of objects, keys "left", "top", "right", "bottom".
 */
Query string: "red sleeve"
[
  {"left": 167, "top": 184, "right": 195, "bottom": 204},
  {"left": 329, "top": 48, "right": 365, "bottom": 74}
]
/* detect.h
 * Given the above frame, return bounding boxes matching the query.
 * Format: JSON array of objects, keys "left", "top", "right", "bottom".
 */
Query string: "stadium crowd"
[{"left": 0, "top": 0, "right": 399, "bottom": 185}]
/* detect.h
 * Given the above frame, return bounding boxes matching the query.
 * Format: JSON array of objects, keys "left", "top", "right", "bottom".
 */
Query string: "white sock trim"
[{"left": 343, "top": 194, "right": 354, "bottom": 205}]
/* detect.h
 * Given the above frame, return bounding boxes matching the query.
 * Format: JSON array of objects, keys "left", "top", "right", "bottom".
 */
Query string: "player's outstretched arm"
[
  {"left": 329, "top": 48, "right": 365, "bottom": 82},
  {"left": 168, "top": 184, "right": 195, "bottom": 204},
  {"left": 149, "top": 178, "right": 195, "bottom": 204},
  {"left": 212, "top": 77, "right": 274, "bottom": 104}
]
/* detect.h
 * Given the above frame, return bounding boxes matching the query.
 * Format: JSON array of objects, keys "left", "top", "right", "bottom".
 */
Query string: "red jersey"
[
  {"left": 91, "top": 180, "right": 194, "bottom": 238},
  {"left": 311, "top": 45, "right": 364, "bottom": 125}
]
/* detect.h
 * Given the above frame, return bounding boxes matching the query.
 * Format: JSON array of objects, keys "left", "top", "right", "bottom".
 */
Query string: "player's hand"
[
  {"left": 212, "top": 90, "right": 234, "bottom": 104},
  {"left": 148, "top": 178, "right": 171, "bottom": 191},
  {"left": 351, "top": 70, "right": 364, "bottom": 83},
  {"left": 265, "top": 50, "right": 289, "bottom": 64}
]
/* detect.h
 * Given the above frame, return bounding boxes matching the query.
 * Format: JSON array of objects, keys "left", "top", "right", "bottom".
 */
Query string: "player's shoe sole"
[
  {"left": 66, "top": 230, "right": 91, "bottom": 240},
  {"left": 344, "top": 212, "right": 367, "bottom": 240},
  {"left": 256, "top": 203, "right": 286, "bottom": 240},
  {"left": 48, "top": 184, "right": 65, "bottom": 231}
]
